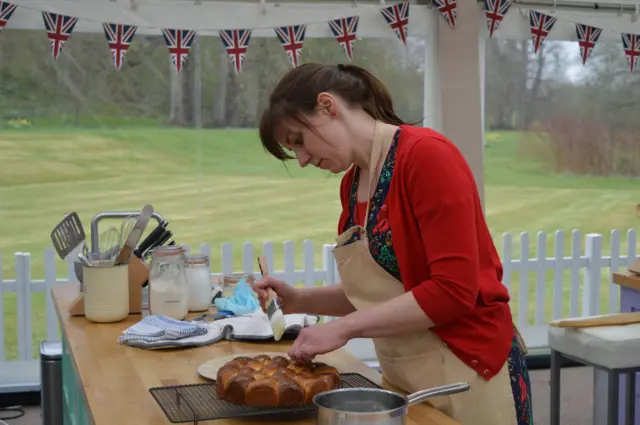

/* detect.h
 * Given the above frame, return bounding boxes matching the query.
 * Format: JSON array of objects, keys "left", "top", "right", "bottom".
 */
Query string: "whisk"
[
  {"left": 98, "top": 226, "right": 121, "bottom": 260},
  {"left": 119, "top": 214, "right": 137, "bottom": 248}
]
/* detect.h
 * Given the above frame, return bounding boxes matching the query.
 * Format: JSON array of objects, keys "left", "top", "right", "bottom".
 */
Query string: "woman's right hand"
[{"left": 253, "top": 276, "right": 302, "bottom": 315}]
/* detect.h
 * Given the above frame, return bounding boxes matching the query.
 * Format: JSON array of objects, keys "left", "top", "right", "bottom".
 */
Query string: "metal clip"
[{"left": 633, "top": 4, "right": 640, "bottom": 22}]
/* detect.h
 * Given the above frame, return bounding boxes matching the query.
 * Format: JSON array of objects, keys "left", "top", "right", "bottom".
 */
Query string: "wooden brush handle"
[
  {"left": 257, "top": 256, "right": 269, "bottom": 276},
  {"left": 266, "top": 288, "right": 278, "bottom": 305}
]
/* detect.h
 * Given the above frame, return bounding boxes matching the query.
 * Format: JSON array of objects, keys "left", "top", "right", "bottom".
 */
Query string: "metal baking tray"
[{"left": 148, "top": 372, "right": 381, "bottom": 423}]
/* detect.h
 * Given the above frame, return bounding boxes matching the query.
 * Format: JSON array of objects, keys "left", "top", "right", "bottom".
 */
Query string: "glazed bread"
[{"left": 215, "top": 354, "right": 341, "bottom": 407}]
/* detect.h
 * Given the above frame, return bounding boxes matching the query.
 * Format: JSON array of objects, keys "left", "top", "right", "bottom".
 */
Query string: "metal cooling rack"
[{"left": 148, "top": 372, "right": 381, "bottom": 424}]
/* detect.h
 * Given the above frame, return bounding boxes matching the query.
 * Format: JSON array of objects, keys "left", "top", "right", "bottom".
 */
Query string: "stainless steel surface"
[
  {"left": 40, "top": 341, "right": 63, "bottom": 425},
  {"left": 114, "top": 204, "right": 154, "bottom": 265},
  {"left": 98, "top": 226, "right": 121, "bottom": 260},
  {"left": 50, "top": 212, "right": 86, "bottom": 260},
  {"left": 90, "top": 211, "right": 165, "bottom": 253},
  {"left": 77, "top": 253, "right": 92, "bottom": 267},
  {"left": 406, "top": 382, "right": 470, "bottom": 404},
  {"left": 118, "top": 215, "right": 138, "bottom": 249},
  {"left": 313, "top": 382, "right": 470, "bottom": 425}
]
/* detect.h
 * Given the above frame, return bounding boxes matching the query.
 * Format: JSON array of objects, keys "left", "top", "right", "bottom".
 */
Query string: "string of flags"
[
  {"left": 0, "top": 0, "right": 638, "bottom": 74},
  {"left": 485, "top": 0, "right": 640, "bottom": 73},
  {"left": 0, "top": 0, "right": 411, "bottom": 74}
]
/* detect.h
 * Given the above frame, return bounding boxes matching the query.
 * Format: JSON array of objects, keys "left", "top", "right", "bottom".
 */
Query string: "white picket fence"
[{"left": 0, "top": 228, "right": 638, "bottom": 391}]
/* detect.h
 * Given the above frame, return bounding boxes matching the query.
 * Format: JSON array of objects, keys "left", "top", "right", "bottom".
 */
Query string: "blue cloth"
[
  {"left": 214, "top": 278, "right": 260, "bottom": 315},
  {"left": 118, "top": 314, "right": 207, "bottom": 344}
]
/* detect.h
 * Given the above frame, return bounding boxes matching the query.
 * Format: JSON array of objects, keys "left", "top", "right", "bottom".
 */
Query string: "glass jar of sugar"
[
  {"left": 149, "top": 245, "right": 189, "bottom": 320},
  {"left": 185, "top": 254, "right": 211, "bottom": 312}
]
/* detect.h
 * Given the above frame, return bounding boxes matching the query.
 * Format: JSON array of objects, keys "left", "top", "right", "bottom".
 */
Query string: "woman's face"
[{"left": 278, "top": 94, "right": 354, "bottom": 174}]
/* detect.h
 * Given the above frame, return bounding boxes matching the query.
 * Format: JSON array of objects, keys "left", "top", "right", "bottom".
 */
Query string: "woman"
[{"left": 253, "top": 63, "right": 533, "bottom": 425}]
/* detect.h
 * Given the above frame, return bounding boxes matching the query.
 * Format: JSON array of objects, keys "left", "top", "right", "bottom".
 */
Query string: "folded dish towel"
[
  {"left": 118, "top": 314, "right": 208, "bottom": 344},
  {"left": 120, "top": 310, "right": 320, "bottom": 349}
]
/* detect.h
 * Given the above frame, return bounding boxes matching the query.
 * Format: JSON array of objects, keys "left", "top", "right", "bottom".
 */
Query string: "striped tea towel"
[{"left": 118, "top": 315, "right": 207, "bottom": 344}]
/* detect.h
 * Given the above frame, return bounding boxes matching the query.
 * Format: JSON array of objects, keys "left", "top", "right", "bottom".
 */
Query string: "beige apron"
[{"left": 333, "top": 122, "right": 518, "bottom": 425}]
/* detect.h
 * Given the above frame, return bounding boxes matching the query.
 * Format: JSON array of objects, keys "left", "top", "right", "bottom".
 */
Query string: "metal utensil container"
[
  {"left": 313, "top": 382, "right": 471, "bottom": 425},
  {"left": 149, "top": 245, "right": 188, "bottom": 320}
]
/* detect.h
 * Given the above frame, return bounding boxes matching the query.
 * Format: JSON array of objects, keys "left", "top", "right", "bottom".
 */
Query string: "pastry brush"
[{"left": 257, "top": 256, "right": 286, "bottom": 341}]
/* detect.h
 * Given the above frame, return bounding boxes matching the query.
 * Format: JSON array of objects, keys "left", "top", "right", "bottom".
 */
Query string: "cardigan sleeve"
[
  {"left": 337, "top": 166, "right": 355, "bottom": 234},
  {"left": 405, "top": 135, "right": 482, "bottom": 326}
]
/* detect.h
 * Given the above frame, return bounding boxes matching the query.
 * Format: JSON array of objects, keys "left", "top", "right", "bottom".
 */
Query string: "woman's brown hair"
[{"left": 259, "top": 63, "right": 407, "bottom": 161}]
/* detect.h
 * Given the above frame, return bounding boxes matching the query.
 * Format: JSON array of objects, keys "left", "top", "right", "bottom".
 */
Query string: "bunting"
[
  {"left": 485, "top": 0, "right": 512, "bottom": 38},
  {"left": 103, "top": 23, "right": 137, "bottom": 71},
  {"left": 432, "top": 0, "right": 457, "bottom": 29},
  {"left": 380, "top": 2, "right": 409, "bottom": 45},
  {"left": 621, "top": 33, "right": 640, "bottom": 73},
  {"left": 275, "top": 25, "right": 306, "bottom": 67},
  {"left": 220, "top": 29, "right": 252, "bottom": 74},
  {"left": 162, "top": 29, "right": 195, "bottom": 73},
  {"left": 575, "top": 24, "right": 601, "bottom": 65},
  {"left": 0, "top": 1, "right": 633, "bottom": 75},
  {"left": 328, "top": 16, "right": 359, "bottom": 60},
  {"left": 529, "top": 10, "right": 557, "bottom": 54},
  {"left": 42, "top": 12, "right": 78, "bottom": 60},
  {"left": 0, "top": 1, "right": 16, "bottom": 33}
]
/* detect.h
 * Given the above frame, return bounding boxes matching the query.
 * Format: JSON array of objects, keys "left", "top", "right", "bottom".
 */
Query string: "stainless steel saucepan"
[{"left": 313, "top": 382, "right": 470, "bottom": 425}]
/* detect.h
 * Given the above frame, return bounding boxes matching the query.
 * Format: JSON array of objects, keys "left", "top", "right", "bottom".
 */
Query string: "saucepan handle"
[{"left": 406, "top": 382, "right": 471, "bottom": 406}]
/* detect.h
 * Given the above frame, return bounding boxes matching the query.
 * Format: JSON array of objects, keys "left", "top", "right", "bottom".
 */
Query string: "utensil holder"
[
  {"left": 83, "top": 263, "right": 129, "bottom": 323},
  {"left": 68, "top": 255, "right": 148, "bottom": 316}
]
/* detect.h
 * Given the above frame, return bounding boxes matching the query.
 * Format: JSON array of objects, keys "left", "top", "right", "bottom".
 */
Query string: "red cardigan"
[{"left": 338, "top": 125, "right": 513, "bottom": 380}]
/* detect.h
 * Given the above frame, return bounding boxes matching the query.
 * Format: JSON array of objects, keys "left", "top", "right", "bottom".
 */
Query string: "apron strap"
[{"left": 363, "top": 121, "right": 388, "bottom": 231}]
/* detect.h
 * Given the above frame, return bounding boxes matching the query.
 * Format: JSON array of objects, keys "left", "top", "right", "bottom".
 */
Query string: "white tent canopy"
[{"left": 5, "top": 0, "right": 640, "bottom": 42}]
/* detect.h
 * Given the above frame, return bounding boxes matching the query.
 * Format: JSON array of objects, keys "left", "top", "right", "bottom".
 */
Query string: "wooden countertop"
[
  {"left": 612, "top": 272, "right": 640, "bottom": 292},
  {"left": 52, "top": 284, "right": 459, "bottom": 425}
]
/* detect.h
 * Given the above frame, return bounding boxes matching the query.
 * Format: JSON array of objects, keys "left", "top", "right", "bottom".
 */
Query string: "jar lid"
[
  {"left": 186, "top": 254, "right": 209, "bottom": 265},
  {"left": 151, "top": 245, "right": 186, "bottom": 257}
]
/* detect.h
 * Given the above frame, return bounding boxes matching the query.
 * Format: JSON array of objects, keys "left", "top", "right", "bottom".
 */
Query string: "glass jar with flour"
[
  {"left": 149, "top": 245, "right": 189, "bottom": 320},
  {"left": 185, "top": 254, "right": 211, "bottom": 312}
]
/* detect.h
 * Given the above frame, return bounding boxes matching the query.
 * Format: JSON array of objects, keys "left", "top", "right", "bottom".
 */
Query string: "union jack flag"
[
  {"left": 432, "top": 0, "right": 457, "bottom": 29},
  {"left": 0, "top": 1, "right": 17, "bottom": 34},
  {"left": 275, "top": 25, "right": 306, "bottom": 68},
  {"left": 103, "top": 23, "right": 137, "bottom": 71},
  {"left": 42, "top": 12, "right": 78, "bottom": 60},
  {"left": 621, "top": 33, "right": 640, "bottom": 73},
  {"left": 529, "top": 10, "right": 557, "bottom": 54},
  {"left": 485, "top": 0, "right": 512, "bottom": 38},
  {"left": 380, "top": 2, "right": 409, "bottom": 45},
  {"left": 328, "top": 16, "right": 359, "bottom": 60},
  {"left": 162, "top": 28, "right": 195, "bottom": 74},
  {"left": 220, "top": 29, "right": 252, "bottom": 74},
  {"left": 575, "top": 24, "right": 601, "bottom": 65}
]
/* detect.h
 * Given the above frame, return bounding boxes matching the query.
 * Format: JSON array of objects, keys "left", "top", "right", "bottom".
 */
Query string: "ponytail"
[{"left": 336, "top": 63, "right": 405, "bottom": 126}]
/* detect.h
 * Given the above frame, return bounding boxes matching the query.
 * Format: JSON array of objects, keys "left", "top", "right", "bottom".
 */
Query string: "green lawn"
[{"left": 1, "top": 126, "right": 639, "bottom": 360}]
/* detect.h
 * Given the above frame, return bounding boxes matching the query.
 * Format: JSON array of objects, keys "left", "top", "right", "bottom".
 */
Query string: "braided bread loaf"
[{"left": 215, "top": 354, "right": 341, "bottom": 407}]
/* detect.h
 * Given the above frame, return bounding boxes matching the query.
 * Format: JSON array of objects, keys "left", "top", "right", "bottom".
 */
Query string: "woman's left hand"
[{"left": 287, "top": 320, "right": 351, "bottom": 363}]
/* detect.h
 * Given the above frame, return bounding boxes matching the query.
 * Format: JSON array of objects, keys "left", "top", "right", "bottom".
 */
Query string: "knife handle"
[
  {"left": 136, "top": 221, "right": 168, "bottom": 257},
  {"left": 142, "top": 230, "right": 172, "bottom": 258}
]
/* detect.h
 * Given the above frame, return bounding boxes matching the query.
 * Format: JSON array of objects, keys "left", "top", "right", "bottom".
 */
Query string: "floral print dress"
[{"left": 342, "top": 128, "right": 534, "bottom": 425}]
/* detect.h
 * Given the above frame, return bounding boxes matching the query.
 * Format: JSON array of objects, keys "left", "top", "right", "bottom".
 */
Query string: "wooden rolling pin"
[{"left": 550, "top": 311, "right": 640, "bottom": 328}]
